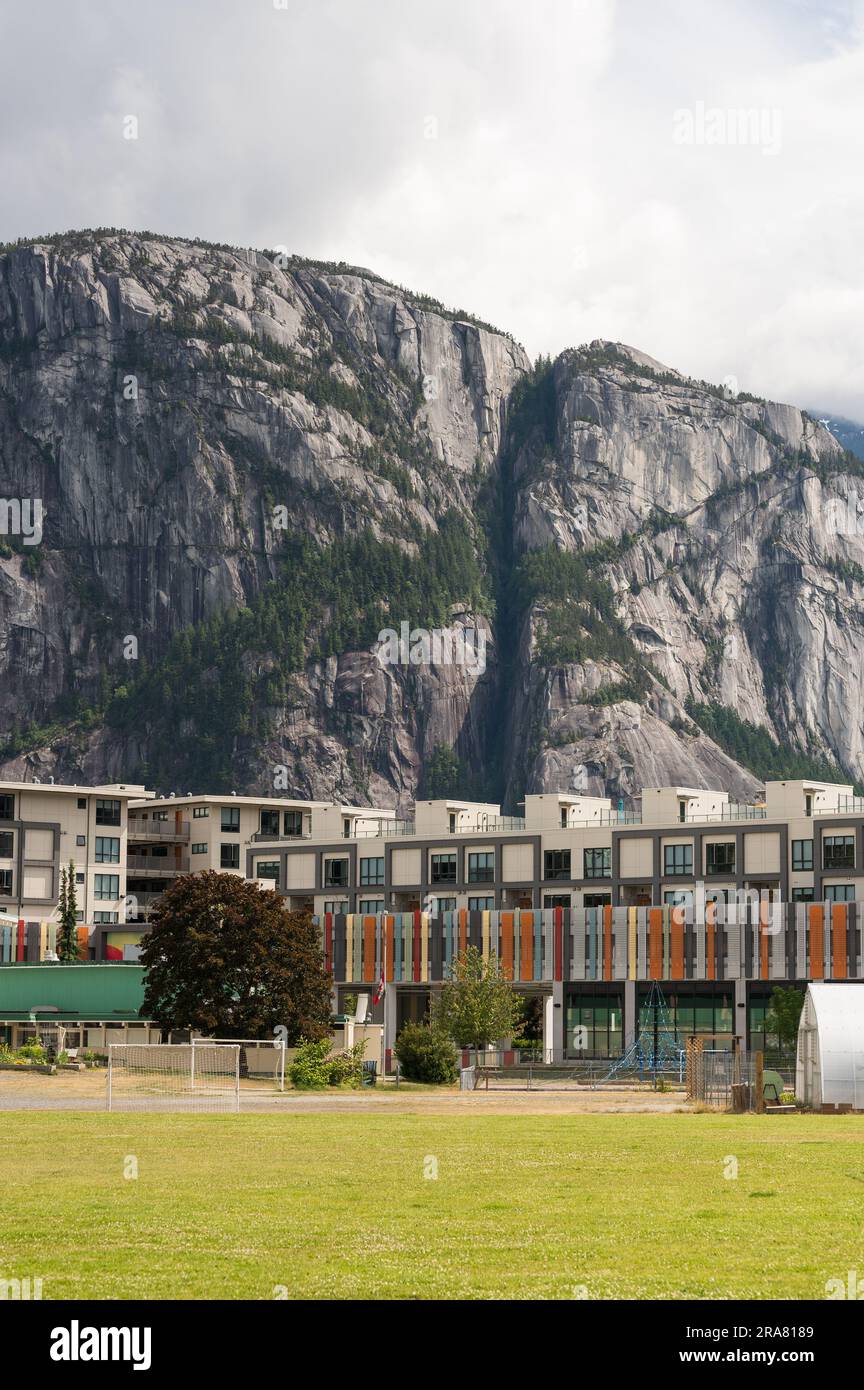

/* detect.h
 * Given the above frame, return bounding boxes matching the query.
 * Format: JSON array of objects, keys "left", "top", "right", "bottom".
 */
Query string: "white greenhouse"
[{"left": 796, "top": 983, "right": 864, "bottom": 1110}]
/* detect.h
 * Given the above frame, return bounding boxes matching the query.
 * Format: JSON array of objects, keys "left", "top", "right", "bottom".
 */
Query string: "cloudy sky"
[{"left": 1, "top": 0, "right": 862, "bottom": 416}]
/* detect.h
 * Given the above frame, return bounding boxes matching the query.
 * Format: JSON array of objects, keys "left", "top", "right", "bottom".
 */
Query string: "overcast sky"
[{"left": 1, "top": 0, "right": 862, "bottom": 416}]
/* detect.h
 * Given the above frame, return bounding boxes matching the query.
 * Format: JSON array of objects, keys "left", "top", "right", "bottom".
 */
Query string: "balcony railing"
[
  {"left": 250, "top": 829, "right": 312, "bottom": 843},
  {"left": 127, "top": 854, "right": 190, "bottom": 874},
  {"left": 128, "top": 821, "right": 191, "bottom": 841}
]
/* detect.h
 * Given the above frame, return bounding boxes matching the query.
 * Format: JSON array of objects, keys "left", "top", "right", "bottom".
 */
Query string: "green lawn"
[{"left": 2, "top": 1111, "right": 864, "bottom": 1299}]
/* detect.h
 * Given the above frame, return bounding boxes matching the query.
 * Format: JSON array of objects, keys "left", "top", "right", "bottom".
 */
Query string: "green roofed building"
[{"left": 0, "top": 963, "right": 161, "bottom": 1052}]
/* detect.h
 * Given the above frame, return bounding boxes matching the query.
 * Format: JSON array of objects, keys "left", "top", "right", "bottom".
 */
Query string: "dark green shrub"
[{"left": 394, "top": 1024, "right": 458, "bottom": 1084}]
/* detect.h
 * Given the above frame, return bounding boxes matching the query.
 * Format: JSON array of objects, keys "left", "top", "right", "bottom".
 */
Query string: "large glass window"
[
  {"left": 467, "top": 851, "right": 494, "bottom": 883},
  {"left": 284, "top": 810, "right": 304, "bottom": 837},
  {"left": 323, "top": 901, "right": 348, "bottom": 914},
  {"left": 583, "top": 847, "right": 611, "bottom": 880},
  {"left": 825, "top": 884, "right": 855, "bottom": 902},
  {"left": 220, "top": 844, "right": 240, "bottom": 870},
  {"left": 256, "top": 861, "right": 280, "bottom": 884},
  {"left": 664, "top": 843, "right": 693, "bottom": 876},
  {"left": 543, "top": 849, "right": 571, "bottom": 881},
  {"left": 823, "top": 835, "right": 854, "bottom": 870},
  {"left": 95, "top": 798, "right": 121, "bottom": 827},
  {"left": 324, "top": 858, "right": 349, "bottom": 887},
  {"left": 221, "top": 807, "right": 240, "bottom": 833},
  {"left": 544, "top": 894, "right": 571, "bottom": 908},
  {"left": 468, "top": 896, "right": 494, "bottom": 911},
  {"left": 584, "top": 893, "right": 611, "bottom": 907},
  {"left": 706, "top": 841, "right": 735, "bottom": 874},
  {"left": 429, "top": 896, "right": 457, "bottom": 913},
  {"left": 94, "top": 874, "right": 119, "bottom": 899},
  {"left": 565, "top": 988, "right": 624, "bottom": 1059},
  {"left": 95, "top": 836, "right": 120, "bottom": 864},
  {"left": 640, "top": 988, "right": 733, "bottom": 1049},
  {"left": 358, "top": 899, "right": 384, "bottom": 914},
  {"left": 431, "top": 853, "right": 457, "bottom": 884},
  {"left": 259, "top": 809, "right": 280, "bottom": 837},
  {"left": 360, "top": 856, "right": 385, "bottom": 886},
  {"left": 792, "top": 839, "right": 813, "bottom": 871}
]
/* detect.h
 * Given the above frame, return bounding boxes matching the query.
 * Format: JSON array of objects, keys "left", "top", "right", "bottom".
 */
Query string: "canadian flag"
[{"left": 373, "top": 972, "right": 386, "bottom": 1005}]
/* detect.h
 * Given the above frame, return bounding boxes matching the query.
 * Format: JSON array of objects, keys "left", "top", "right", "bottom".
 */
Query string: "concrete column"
[
  {"left": 549, "top": 982, "right": 565, "bottom": 1059},
  {"left": 734, "top": 977, "right": 747, "bottom": 1049},
  {"left": 383, "top": 982, "right": 398, "bottom": 1073},
  {"left": 624, "top": 979, "right": 637, "bottom": 1051}
]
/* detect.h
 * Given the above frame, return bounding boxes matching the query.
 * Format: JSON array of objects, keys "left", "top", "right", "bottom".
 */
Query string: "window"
[
  {"left": 76, "top": 872, "right": 84, "bottom": 884},
  {"left": 343, "top": 818, "right": 352, "bottom": 839},
  {"left": 221, "top": 807, "right": 240, "bottom": 833},
  {"left": 95, "top": 874, "right": 119, "bottom": 899},
  {"left": 324, "top": 858, "right": 349, "bottom": 888},
  {"left": 664, "top": 888, "right": 694, "bottom": 907},
  {"left": 584, "top": 893, "right": 611, "bottom": 907},
  {"left": 544, "top": 894, "right": 571, "bottom": 908},
  {"left": 150, "top": 845, "right": 168, "bottom": 858},
  {"left": 95, "top": 836, "right": 120, "bottom": 864},
  {"left": 358, "top": 899, "right": 384, "bottom": 914},
  {"left": 664, "top": 843, "right": 693, "bottom": 876},
  {"left": 792, "top": 887, "right": 814, "bottom": 902},
  {"left": 94, "top": 911, "right": 118, "bottom": 924},
  {"left": 0, "top": 794, "right": 14, "bottom": 821},
  {"left": 360, "top": 856, "right": 385, "bottom": 887},
  {"left": 431, "top": 853, "right": 457, "bottom": 884},
  {"left": 678, "top": 800, "right": 687, "bottom": 823},
  {"left": 825, "top": 884, "right": 855, "bottom": 902},
  {"left": 0, "top": 831, "right": 12, "bottom": 857},
  {"left": 284, "top": 810, "right": 303, "bottom": 837},
  {"left": 706, "top": 842, "right": 735, "bottom": 875},
  {"left": 220, "top": 844, "right": 240, "bottom": 870},
  {"left": 193, "top": 806, "right": 209, "bottom": 819},
  {"left": 0, "top": 869, "right": 11, "bottom": 894},
  {"left": 584, "top": 847, "right": 611, "bottom": 880},
  {"left": 76, "top": 834, "right": 86, "bottom": 847},
  {"left": 430, "top": 896, "right": 457, "bottom": 912},
  {"left": 256, "top": 861, "right": 280, "bottom": 884},
  {"left": 154, "top": 811, "right": 168, "bottom": 822},
  {"left": 823, "top": 835, "right": 854, "bottom": 871},
  {"left": 448, "top": 813, "right": 456, "bottom": 833},
  {"left": 259, "top": 809, "right": 280, "bottom": 837},
  {"left": 543, "top": 849, "right": 571, "bottom": 881},
  {"left": 792, "top": 839, "right": 813, "bottom": 871},
  {"left": 95, "top": 798, "right": 121, "bottom": 826},
  {"left": 468, "top": 896, "right": 494, "bottom": 911},
  {"left": 468, "top": 851, "right": 494, "bottom": 883},
  {"left": 191, "top": 842, "right": 208, "bottom": 854},
  {"left": 323, "top": 901, "right": 348, "bottom": 914},
  {"left": 77, "top": 797, "right": 86, "bottom": 810}
]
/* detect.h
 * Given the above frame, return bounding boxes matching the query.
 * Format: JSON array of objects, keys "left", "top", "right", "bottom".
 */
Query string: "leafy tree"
[
  {"left": 763, "top": 986, "right": 805, "bottom": 1051},
  {"left": 140, "top": 872, "right": 332, "bottom": 1040},
  {"left": 394, "top": 1022, "right": 458, "bottom": 1083},
  {"left": 57, "top": 861, "right": 80, "bottom": 962},
  {"left": 433, "top": 946, "right": 522, "bottom": 1059}
]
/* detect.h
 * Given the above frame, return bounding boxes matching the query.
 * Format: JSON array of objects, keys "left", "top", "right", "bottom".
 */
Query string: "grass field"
[{"left": 3, "top": 1110, "right": 864, "bottom": 1299}]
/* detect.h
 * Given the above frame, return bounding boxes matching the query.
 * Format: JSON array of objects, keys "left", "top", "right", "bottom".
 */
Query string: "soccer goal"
[
  {"left": 106, "top": 1044, "right": 241, "bottom": 1113},
  {"left": 192, "top": 1037, "right": 287, "bottom": 1092}
]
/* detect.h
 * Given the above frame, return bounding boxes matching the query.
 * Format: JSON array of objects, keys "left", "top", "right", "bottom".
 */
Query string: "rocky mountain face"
[{"left": 0, "top": 230, "right": 862, "bottom": 810}]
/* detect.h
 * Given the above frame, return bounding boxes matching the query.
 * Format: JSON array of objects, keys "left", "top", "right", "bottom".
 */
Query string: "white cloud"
[{"left": 0, "top": 0, "right": 862, "bottom": 415}]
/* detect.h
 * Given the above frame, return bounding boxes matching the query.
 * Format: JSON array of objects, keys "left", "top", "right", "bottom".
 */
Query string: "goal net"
[
  {"left": 107, "top": 1044, "right": 240, "bottom": 1113},
  {"left": 193, "top": 1037, "right": 287, "bottom": 1091}
]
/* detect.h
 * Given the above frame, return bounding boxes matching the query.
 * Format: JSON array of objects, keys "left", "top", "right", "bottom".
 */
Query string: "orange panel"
[
  {"left": 458, "top": 908, "right": 468, "bottom": 955},
  {"left": 363, "top": 915, "right": 376, "bottom": 983},
  {"left": 500, "top": 912, "right": 515, "bottom": 980},
  {"left": 648, "top": 908, "right": 663, "bottom": 981},
  {"left": 604, "top": 906, "right": 614, "bottom": 981},
  {"left": 75, "top": 926, "right": 89, "bottom": 961},
  {"left": 706, "top": 901, "right": 716, "bottom": 981},
  {"left": 809, "top": 905, "right": 824, "bottom": 980},
  {"left": 670, "top": 906, "right": 685, "bottom": 980},
  {"left": 520, "top": 912, "right": 533, "bottom": 982},
  {"left": 832, "top": 904, "right": 847, "bottom": 981}
]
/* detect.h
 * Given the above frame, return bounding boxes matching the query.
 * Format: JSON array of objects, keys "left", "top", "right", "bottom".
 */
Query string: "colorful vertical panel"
[
  {"left": 832, "top": 903, "right": 847, "bottom": 981},
  {"left": 648, "top": 908, "right": 663, "bottom": 981},
  {"left": 809, "top": 905, "right": 824, "bottom": 980}
]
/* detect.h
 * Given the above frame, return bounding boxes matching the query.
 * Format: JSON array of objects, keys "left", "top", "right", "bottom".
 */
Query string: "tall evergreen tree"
[{"left": 57, "top": 861, "right": 80, "bottom": 962}]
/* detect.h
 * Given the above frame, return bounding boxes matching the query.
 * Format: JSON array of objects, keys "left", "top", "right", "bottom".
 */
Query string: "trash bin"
[{"left": 460, "top": 1066, "right": 475, "bottom": 1091}]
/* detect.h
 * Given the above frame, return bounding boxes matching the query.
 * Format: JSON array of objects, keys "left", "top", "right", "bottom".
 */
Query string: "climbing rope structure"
[{"left": 596, "top": 982, "right": 684, "bottom": 1086}]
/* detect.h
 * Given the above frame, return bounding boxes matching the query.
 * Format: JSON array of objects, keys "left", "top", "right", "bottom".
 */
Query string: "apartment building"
[{"left": 0, "top": 780, "right": 150, "bottom": 962}]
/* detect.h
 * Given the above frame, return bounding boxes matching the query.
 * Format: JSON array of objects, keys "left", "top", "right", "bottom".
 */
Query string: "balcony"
[
  {"left": 250, "top": 828, "right": 312, "bottom": 843},
  {"left": 127, "top": 854, "right": 190, "bottom": 874},
  {"left": 128, "top": 820, "right": 191, "bottom": 842}
]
